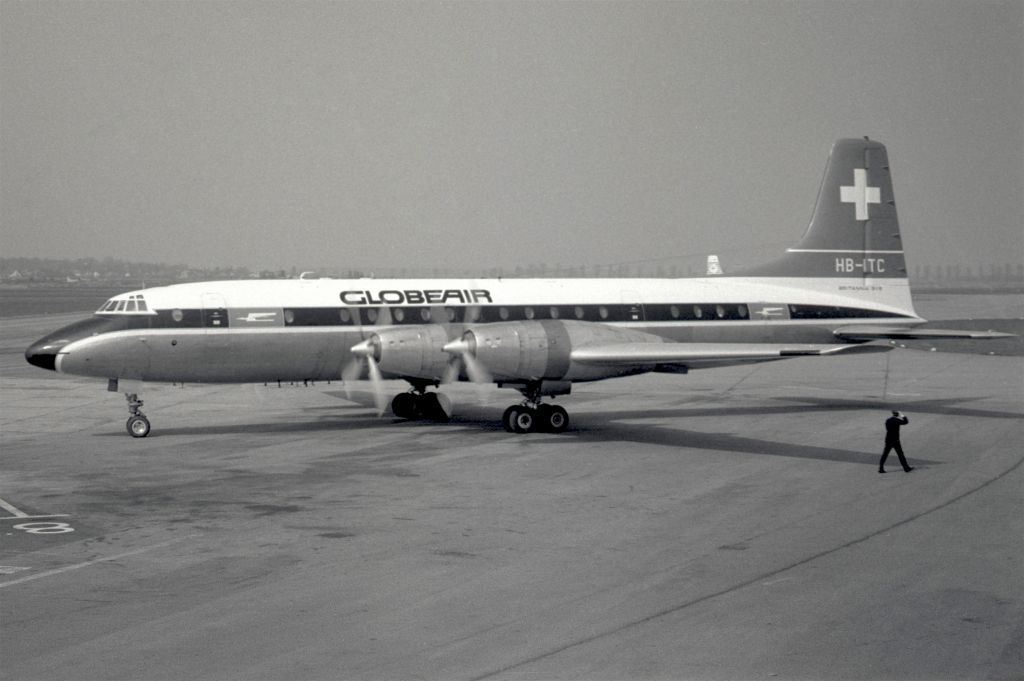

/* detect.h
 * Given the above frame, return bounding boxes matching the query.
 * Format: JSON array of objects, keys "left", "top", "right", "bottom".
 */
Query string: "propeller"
[
  {"left": 442, "top": 332, "right": 493, "bottom": 402},
  {"left": 347, "top": 337, "right": 388, "bottom": 415},
  {"left": 341, "top": 305, "right": 393, "bottom": 416},
  {"left": 442, "top": 307, "right": 492, "bottom": 385}
]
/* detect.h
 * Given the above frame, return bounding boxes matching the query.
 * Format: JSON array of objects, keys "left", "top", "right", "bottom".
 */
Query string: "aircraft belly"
[{"left": 135, "top": 331, "right": 358, "bottom": 383}]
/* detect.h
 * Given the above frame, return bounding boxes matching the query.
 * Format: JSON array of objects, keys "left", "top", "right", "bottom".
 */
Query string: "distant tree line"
[
  {"left": 0, "top": 257, "right": 284, "bottom": 285},
  {"left": 3, "top": 256, "right": 1021, "bottom": 287}
]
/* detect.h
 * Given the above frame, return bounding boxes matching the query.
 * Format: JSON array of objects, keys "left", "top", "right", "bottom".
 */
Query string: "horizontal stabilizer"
[
  {"left": 833, "top": 325, "right": 1016, "bottom": 341},
  {"left": 572, "top": 342, "right": 889, "bottom": 366}
]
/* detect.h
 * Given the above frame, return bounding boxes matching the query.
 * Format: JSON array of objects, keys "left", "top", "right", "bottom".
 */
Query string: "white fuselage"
[{"left": 42, "top": 275, "right": 919, "bottom": 384}]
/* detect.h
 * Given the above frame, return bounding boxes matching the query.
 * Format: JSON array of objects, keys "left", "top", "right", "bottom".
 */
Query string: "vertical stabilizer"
[{"left": 741, "top": 138, "right": 907, "bottom": 280}]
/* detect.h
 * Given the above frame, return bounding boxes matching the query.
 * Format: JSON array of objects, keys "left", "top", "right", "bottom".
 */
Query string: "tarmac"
[{"left": 1, "top": 304, "right": 1022, "bottom": 680}]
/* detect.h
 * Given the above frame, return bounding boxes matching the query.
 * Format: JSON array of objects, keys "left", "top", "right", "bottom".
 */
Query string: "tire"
[
  {"left": 126, "top": 415, "right": 151, "bottom": 438},
  {"left": 540, "top": 405, "right": 569, "bottom": 433},
  {"left": 513, "top": 408, "right": 536, "bottom": 434},
  {"left": 421, "top": 393, "right": 451, "bottom": 423},
  {"left": 391, "top": 393, "right": 417, "bottom": 419},
  {"left": 502, "top": 406, "right": 519, "bottom": 433}
]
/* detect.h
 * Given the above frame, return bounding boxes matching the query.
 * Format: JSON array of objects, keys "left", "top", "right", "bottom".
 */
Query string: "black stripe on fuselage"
[
  {"left": 277, "top": 303, "right": 909, "bottom": 325},
  {"left": 88, "top": 303, "right": 910, "bottom": 331}
]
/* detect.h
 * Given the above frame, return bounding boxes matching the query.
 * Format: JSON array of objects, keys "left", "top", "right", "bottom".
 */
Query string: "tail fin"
[{"left": 741, "top": 138, "right": 907, "bottom": 280}]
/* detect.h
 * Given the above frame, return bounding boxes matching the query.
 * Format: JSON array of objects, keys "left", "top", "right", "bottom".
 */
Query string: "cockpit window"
[{"left": 97, "top": 294, "right": 155, "bottom": 316}]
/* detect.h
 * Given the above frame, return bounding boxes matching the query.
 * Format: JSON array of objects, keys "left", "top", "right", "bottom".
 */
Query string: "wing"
[
  {"left": 571, "top": 342, "right": 890, "bottom": 370},
  {"left": 833, "top": 325, "right": 1016, "bottom": 341}
]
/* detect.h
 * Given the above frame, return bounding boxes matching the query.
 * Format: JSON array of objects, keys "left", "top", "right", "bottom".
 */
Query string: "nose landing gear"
[{"left": 125, "top": 393, "right": 150, "bottom": 438}]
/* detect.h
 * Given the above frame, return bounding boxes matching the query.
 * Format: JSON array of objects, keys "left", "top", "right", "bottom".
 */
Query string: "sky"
[{"left": 2, "top": 0, "right": 1021, "bottom": 274}]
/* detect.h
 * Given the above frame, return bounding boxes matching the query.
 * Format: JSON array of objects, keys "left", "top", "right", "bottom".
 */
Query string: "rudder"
[{"left": 741, "top": 138, "right": 907, "bottom": 279}]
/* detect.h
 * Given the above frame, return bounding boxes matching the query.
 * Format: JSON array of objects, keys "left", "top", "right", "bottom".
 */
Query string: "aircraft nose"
[{"left": 25, "top": 340, "right": 60, "bottom": 371}]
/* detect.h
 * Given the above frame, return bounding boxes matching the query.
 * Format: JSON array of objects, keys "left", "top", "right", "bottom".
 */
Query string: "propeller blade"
[
  {"left": 441, "top": 337, "right": 491, "bottom": 383},
  {"left": 441, "top": 334, "right": 493, "bottom": 405},
  {"left": 462, "top": 351, "right": 492, "bottom": 385},
  {"left": 341, "top": 357, "right": 362, "bottom": 401},
  {"left": 346, "top": 337, "right": 387, "bottom": 415},
  {"left": 366, "top": 356, "right": 387, "bottom": 416},
  {"left": 441, "top": 356, "right": 462, "bottom": 385}
]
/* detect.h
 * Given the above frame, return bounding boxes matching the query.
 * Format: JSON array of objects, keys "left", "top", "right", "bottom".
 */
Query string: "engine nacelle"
[
  {"left": 360, "top": 325, "right": 453, "bottom": 380},
  {"left": 459, "top": 320, "right": 661, "bottom": 382}
]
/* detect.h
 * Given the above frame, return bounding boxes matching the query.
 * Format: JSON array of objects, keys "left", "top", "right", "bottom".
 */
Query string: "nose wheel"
[{"left": 124, "top": 393, "right": 150, "bottom": 438}]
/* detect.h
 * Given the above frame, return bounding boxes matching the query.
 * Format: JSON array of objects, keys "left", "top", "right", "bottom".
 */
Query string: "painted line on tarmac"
[
  {"left": 470, "top": 453, "right": 1024, "bottom": 681},
  {"left": 0, "top": 536, "right": 195, "bottom": 589},
  {"left": 0, "top": 495, "right": 69, "bottom": 521}
]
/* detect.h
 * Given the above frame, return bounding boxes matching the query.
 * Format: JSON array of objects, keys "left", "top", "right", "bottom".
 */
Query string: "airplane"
[{"left": 25, "top": 138, "right": 1010, "bottom": 437}]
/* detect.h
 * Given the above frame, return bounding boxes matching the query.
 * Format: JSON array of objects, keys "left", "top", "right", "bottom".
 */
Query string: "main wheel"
[
  {"left": 420, "top": 393, "right": 452, "bottom": 423},
  {"left": 502, "top": 406, "right": 520, "bottom": 433},
  {"left": 512, "top": 408, "right": 536, "bottom": 434},
  {"left": 126, "top": 414, "right": 151, "bottom": 438},
  {"left": 391, "top": 393, "right": 417, "bottom": 419},
  {"left": 538, "top": 404, "right": 569, "bottom": 433}
]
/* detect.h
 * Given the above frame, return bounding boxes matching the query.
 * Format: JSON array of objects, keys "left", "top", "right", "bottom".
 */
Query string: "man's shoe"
[
  {"left": 878, "top": 469, "right": 886, "bottom": 474},
  {"left": 904, "top": 467, "right": 914, "bottom": 472}
]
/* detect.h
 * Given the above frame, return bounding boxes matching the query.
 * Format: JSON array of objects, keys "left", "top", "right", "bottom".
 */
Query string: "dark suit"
[{"left": 880, "top": 414, "right": 911, "bottom": 472}]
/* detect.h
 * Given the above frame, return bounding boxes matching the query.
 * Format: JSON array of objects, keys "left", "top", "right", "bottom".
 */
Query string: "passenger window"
[
  {"left": 549, "top": 306, "right": 560, "bottom": 319},
  {"left": 524, "top": 307, "right": 535, "bottom": 320}
]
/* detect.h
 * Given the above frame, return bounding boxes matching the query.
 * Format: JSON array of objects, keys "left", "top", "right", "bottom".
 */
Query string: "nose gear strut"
[{"left": 125, "top": 393, "right": 150, "bottom": 438}]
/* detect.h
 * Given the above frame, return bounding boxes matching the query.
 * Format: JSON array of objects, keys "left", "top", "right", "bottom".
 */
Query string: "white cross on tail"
[{"left": 840, "top": 168, "right": 881, "bottom": 221}]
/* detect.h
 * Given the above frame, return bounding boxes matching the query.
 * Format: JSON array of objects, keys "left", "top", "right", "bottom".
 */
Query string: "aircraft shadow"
[
  {"left": 562, "top": 417, "right": 929, "bottom": 467},
  {"left": 584, "top": 395, "right": 1024, "bottom": 423},
  {"left": 547, "top": 393, "right": 1023, "bottom": 466},
  {"left": 94, "top": 394, "right": 1017, "bottom": 467}
]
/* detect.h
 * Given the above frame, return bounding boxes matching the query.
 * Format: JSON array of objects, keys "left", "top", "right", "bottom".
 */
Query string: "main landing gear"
[
  {"left": 391, "top": 386, "right": 452, "bottom": 423},
  {"left": 502, "top": 403, "right": 569, "bottom": 434},
  {"left": 125, "top": 393, "right": 151, "bottom": 438},
  {"left": 501, "top": 382, "right": 569, "bottom": 434}
]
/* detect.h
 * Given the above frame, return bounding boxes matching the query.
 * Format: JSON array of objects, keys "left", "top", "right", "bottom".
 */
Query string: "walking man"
[{"left": 880, "top": 410, "right": 913, "bottom": 473}]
